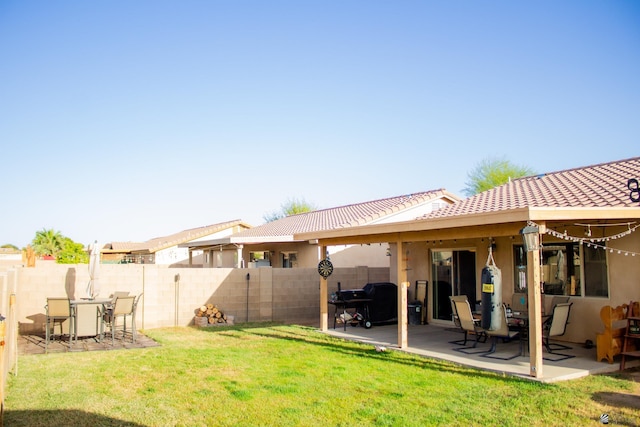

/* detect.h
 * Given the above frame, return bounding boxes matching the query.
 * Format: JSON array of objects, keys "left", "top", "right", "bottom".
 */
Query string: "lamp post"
[
  {"left": 520, "top": 224, "right": 540, "bottom": 253},
  {"left": 520, "top": 223, "right": 543, "bottom": 378}
]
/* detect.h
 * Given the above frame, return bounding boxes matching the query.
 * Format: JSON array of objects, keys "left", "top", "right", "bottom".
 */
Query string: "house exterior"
[
  {"left": 179, "top": 189, "right": 460, "bottom": 269},
  {"left": 102, "top": 220, "right": 252, "bottom": 266},
  {"left": 297, "top": 157, "right": 640, "bottom": 379},
  {"left": 0, "top": 248, "right": 21, "bottom": 266}
]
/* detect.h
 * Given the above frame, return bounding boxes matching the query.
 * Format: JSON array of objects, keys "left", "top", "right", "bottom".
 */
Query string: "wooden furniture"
[
  {"left": 620, "top": 301, "right": 640, "bottom": 370},
  {"left": 597, "top": 302, "right": 637, "bottom": 364}
]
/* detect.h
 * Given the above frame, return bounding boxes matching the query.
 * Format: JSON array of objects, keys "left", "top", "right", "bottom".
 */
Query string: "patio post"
[
  {"left": 319, "top": 245, "right": 328, "bottom": 331},
  {"left": 397, "top": 240, "right": 408, "bottom": 349},
  {"left": 522, "top": 224, "right": 544, "bottom": 378}
]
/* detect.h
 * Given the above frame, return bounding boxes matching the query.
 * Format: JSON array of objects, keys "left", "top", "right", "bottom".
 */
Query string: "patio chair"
[
  {"left": 481, "top": 303, "right": 522, "bottom": 360},
  {"left": 45, "top": 297, "right": 75, "bottom": 352},
  {"left": 450, "top": 296, "right": 487, "bottom": 354},
  {"left": 102, "top": 295, "right": 136, "bottom": 345},
  {"left": 511, "top": 293, "right": 528, "bottom": 313},
  {"left": 542, "top": 296, "right": 570, "bottom": 328},
  {"left": 448, "top": 295, "right": 465, "bottom": 344},
  {"left": 547, "top": 296, "right": 569, "bottom": 316},
  {"left": 110, "top": 291, "right": 130, "bottom": 304},
  {"left": 543, "top": 302, "right": 574, "bottom": 361},
  {"left": 130, "top": 293, "right": 143, "bottom": 343}
]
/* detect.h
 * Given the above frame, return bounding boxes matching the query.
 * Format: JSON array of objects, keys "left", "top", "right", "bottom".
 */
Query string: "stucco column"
[
  {"left": 397, "top": 240, "right": 408, "bottom": 349},
  {"left": 527, "top": 231, "right": 544, "bottom": 379},
  {"left": 236, "top": 245, "right": 243, "bottom": 268}
]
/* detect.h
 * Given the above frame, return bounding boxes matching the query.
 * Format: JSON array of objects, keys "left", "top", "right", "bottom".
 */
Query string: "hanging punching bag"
[{"left": 481, "top": 262, "right": 502, "bottom": 331}]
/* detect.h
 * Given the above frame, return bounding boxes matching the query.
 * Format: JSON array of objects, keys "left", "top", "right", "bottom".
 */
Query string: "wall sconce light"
[
  {"left": 386, "top": 247, "right": 392, "bottom": 257},
  {"left": 520, "top": 225, "right": 540, "bottom": 252}
]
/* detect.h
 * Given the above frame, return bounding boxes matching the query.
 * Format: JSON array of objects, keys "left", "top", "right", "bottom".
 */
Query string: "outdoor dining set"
[
  {"left": 449, "top": 294, "right": 573, "bottom": 361},
  {"left": 43, "top": 292, "right": 143, "bottom": 352}
]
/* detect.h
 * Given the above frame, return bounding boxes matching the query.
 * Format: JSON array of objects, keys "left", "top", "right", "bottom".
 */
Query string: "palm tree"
[{"left": 31, "top": 228, "right": 64, "bottom": 258}]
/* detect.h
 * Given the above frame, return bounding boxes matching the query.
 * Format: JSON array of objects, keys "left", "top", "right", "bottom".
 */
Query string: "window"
[
  {"left": 249, "top": 251, "right": 271, "bottom": 267},
  {"left": 583, "top": 245, "right": 608, "bottom": 297},
  {"left": 249, "top": 251, "right": 268, "bottom": 262},
  {"left": 513, "top": 243, "right": 608, "bottom": 298},
  {"left": 281, "top": 252, "right": 297, "bottom": 268}
]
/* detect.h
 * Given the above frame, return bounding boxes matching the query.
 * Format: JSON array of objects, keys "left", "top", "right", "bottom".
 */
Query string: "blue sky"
[{"left": 1, "top": 1, "right": 639, "bottom": 248}]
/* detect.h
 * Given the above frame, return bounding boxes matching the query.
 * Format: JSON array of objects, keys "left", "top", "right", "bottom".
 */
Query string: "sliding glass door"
[{"left": 431, "top": 250, "right": 477, "bottom": 322}]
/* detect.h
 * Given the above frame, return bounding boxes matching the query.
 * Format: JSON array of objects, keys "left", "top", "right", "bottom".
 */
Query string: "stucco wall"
[{"left": 10, "top": 263, "right": 389, "bottom": 336}]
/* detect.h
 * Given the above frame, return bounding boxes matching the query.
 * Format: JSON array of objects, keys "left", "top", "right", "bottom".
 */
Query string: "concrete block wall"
[{"left": 10, "top": 263, "right": 390, "bottom": 335}]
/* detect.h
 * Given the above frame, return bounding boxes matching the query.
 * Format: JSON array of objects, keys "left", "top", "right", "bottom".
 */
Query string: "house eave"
[{"left": 296, "top": 207, "right": 640, "bottom": 245}]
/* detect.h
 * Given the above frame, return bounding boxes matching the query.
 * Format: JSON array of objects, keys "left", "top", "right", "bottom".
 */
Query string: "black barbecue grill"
[{"left": 330, "top": 282, "right": 398, "bottom": 330}]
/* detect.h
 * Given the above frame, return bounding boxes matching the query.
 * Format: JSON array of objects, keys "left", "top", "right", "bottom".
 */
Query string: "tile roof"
[
  {"left": 425, "top": 157, "right": 640, "bottom": 219},
  {"left": 231, "top": 189, "right": 458, "bottom": 242},
  {"left": 106, "top": 220, "right": 251, "bottom": 253}
]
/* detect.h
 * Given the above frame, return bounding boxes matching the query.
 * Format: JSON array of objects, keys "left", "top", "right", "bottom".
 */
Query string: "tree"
[
  {"left": 57, "top": 238, "right": 89, "bottom": 264},
  {"left": 1, "top": 244, "right": 19, "bottom": 250},
  {"left": 462, "top": 157, "right": 535, "bottom": 196},
  {"left": 30, "top": 229, "right": 89, "bottom": 263},
  {"left": 262, "top": 197, "right": 318, "bottom": 223},
  {"left": 31, "top": 228, "right": 64, "bottom": 257}
]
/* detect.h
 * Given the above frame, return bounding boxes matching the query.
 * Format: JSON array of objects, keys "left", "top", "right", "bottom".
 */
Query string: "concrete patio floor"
[{"left": 324, "top": 322, "right": 637, "bottom": 383}]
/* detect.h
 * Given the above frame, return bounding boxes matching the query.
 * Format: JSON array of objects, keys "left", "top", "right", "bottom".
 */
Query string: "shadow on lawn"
[
  {"left": 203, "top": 324, "right": 534, "bottom": 384},
  {"left": 3, "top": 409, "right": 145, "bottom": 427}
]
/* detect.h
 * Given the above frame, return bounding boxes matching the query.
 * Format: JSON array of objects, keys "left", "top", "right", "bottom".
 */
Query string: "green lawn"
[{"left": 5, "top": 324, "right": 639, "bottom": 426}]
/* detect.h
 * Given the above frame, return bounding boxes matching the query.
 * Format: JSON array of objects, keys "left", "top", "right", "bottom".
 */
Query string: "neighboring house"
[
  {"left": 180, "top": 190, "right": 460, "bottom": 268},
  {"left": 0, "top": 247, "right": 22, "bottom": 266},
  {"left": 296, "top": 156, "right": 640, "bottom": 378},
  {"left": 102, "top": 220, "right": 252, "bottom": 266}
]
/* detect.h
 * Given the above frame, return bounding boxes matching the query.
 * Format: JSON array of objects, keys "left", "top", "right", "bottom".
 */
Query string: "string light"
[{"left": 527, "top": 221, "right": 640, "bottom": 257}]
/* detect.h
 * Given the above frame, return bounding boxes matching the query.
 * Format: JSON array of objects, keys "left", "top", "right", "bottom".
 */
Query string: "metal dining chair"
[
  {"left": 450, "top": 296, "right": 487, "bottom": 353},
  {"left": 481, "top": 303, "right": 521, "bottom": 360},
  {"left": 102, "top": 295, "right": 136, "bottom": 345},
  {"left": 543, "top": 302, "right": 574, "bottom": 361},
  {"left": 45, "top": 297, "right": 75, "bottom": 352}
]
